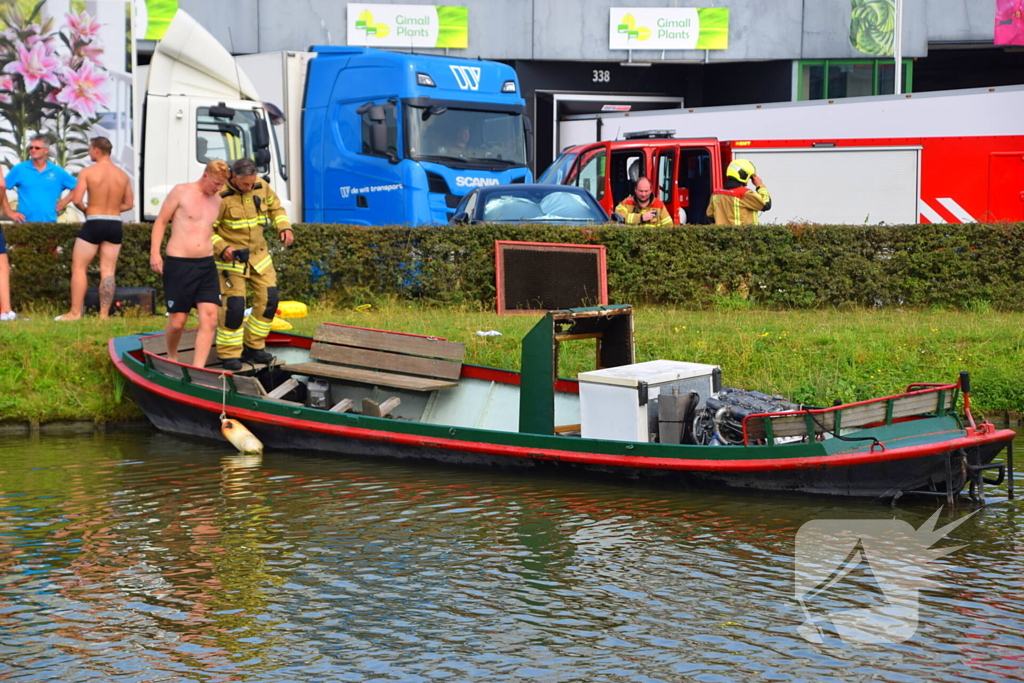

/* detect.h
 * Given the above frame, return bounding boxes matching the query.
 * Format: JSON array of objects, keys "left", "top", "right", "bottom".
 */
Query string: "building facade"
[{"left": 166, "top": 0, "right": 1024, "bottom": 173}]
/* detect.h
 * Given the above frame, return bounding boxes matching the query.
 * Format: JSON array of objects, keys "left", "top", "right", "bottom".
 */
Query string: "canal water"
[{"left": 1, "top": 428, "right": 1022, "bottom": 682}]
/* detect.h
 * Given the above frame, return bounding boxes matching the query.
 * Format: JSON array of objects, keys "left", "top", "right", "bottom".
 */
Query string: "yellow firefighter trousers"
[{"left": 216, "top": 264, "right": 277, "bottom": 359}]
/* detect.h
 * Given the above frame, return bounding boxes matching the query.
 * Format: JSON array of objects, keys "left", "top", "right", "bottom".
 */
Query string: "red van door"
[{"left": 988, "top": 152, "right": 1024, "bottom": 222}]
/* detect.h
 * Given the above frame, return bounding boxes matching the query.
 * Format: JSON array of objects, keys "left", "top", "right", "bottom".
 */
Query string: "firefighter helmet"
[{"left": 726, "top": 159, "right": 756, "bottom": 183}]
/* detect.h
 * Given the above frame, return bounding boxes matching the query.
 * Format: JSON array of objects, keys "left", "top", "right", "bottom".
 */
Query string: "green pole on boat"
[{"left": 519, "top": 312, "right": 556, "bottom": 435}]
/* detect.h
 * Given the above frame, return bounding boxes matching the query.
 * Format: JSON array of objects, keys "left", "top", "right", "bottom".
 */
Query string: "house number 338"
[{"left": 592, "top": 70, "right": 611, "bottom": 83}]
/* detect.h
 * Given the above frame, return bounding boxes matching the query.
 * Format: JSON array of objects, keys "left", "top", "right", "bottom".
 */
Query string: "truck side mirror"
[
  {"left": 452, "top": 211, "right": 469, "bottom": 225},
  {"left": 254, "top": 117, "right": 270, "bottom": 150},
  {"left": 356, "top": 103, "right": 387, "bottom": 122},
  {"left": 369, "top": 123, "right": 398, "bottom": 163},
  {"left": 255, "top": 148, "right": 271, "bottom": 166}
]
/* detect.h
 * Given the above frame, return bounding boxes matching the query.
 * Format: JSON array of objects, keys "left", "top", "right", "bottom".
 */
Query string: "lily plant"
[{"left": 0, "top": 0, "right": 109, "bottom": 171}]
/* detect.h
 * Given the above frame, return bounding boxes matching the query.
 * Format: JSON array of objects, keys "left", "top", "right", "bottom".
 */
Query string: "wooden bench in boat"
[
  {"left": 742, "top": 385, "right": 958, "bottom": 444},
  {"left": 281, "top": 323, "right": 466, "bottom": 392},
  {"left": 140, "top": 329, "right": 268, "bottom": 371},
  {"left": 144, "top": 351, "right": 301, "bottom": 405}
]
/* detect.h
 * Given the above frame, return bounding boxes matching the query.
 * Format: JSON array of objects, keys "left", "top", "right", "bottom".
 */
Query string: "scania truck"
[{"left": 143, "top": 10, "right": 532, "bottom": 224}]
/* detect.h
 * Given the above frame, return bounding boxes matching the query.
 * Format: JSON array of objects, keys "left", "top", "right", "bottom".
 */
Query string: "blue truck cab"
[{"left": 303, "top": 47, "right": 532, "bottom": 225}]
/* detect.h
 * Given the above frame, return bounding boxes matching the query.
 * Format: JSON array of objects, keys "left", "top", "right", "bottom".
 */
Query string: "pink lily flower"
[
  {"left": 65, "top": 11, "right": 102, "bottom": 41},
  {"left": 55, "top": 60, "right": 108, "bottom": 117},
  {"left": 2, "top": 41, "right": 62, "bottom": 93},
  {"left": 78, "top": 43, "right": 105, "bottom": 66},
  {"left": 0, "top": 74, "right": 13, "bottom": 103}
]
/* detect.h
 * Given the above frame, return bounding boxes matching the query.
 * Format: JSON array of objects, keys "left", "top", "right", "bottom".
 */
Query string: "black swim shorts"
[
  {"left": 77, "top": 216, "right": 123, "bottom": 245},
  {"left": 164, "top": 256, "right": 221, "bottom": 314},
  {"left": 0, "top": 228, "right": 6, "bottom": 255}
]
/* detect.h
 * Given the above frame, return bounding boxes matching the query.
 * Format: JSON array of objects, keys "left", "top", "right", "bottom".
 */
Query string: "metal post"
[
  {"left": 893, "top": 0, "right": 903, "bottom": 95},
  {"left": 1008, "top": 441, "right": 1015, "bottom": 500}
]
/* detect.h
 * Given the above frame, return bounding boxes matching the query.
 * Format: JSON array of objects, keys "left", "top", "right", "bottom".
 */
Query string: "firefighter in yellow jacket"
[
  {"left": 706, "top": 159, "right": 772, "bottom": 225},
  {"left": 614, "top": 176, "right": 674, "bottom": 226},
  {"left": 213, "top": 158, "right": 294, "bottom": 371}
]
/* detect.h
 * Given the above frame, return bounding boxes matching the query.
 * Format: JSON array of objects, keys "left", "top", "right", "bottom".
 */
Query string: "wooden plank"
[
  {"left": 363, "top": 396, "right": 401, "bottom": 417},
  {"left": 377, "top": 396, "right": 401, "bottom": 416},
  {"left": 316, "top": 324, "right": 465, "bottom": 362},
  {"left": 746, "top": 391, "right": 953, "bottom": 442},
  {"left": 141, "top": 329, "right": 199, "bottom": 356},
  {"left": 190, "top": 368, "right": 230, "bottom": 390},
  {"left": 281, "top": 361, "right": 457, "bottom": 391},
  {"left": 835, "top": 402, "right": 888, "bottom": 429},
  {"left": 174, "top": 349, "right": 225, "bottom": 368},
  {"left": 142, "top": 331, "right": 228, "bottom": 368},
  {"left": 309, "top": 342, "right": 462, "bottom": 380},
  {"left": 554, "top": 423, "right": 582, "bottom": 434},
  {"left": 891, "top": 392, "right": 950, "bottom": 418},
  {"left": 266, "top": 378, "right": 300, "bottom": 400},
  {"left": 329, "top": 398, "right": 354, "bottom": 413},
  {"left": 231, "top": 375, "right": 267, "bottom": 398},
  {"left": 149, "top": 355, "right": 186, "bottom": 380}
]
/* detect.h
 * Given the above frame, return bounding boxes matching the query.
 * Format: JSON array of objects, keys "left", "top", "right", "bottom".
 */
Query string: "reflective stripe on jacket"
[
  {"left": 706, "top": 185, "right": 771, "bottom": 226},
  {"left": 212, "top": 179, "right": 292, "bottom": 274},
  {"left": 614, "top": 195, "right": 674, "bottom": 226}
]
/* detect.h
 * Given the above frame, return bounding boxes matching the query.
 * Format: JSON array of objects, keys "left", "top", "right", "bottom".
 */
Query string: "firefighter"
[
  {"left": 614, "top": 176, "right": 674, "bottom": 226},
  {"left": 213, "top": 158, "right": 294, "bottom": 371},
  {"left": 706, "top": 159, "right": 772, "bottom": 225}
]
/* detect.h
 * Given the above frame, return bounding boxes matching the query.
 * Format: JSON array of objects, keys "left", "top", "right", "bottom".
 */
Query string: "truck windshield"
[
  {"left": 537, "top": 152, "right": 578, "bottom": 184},
  {"left": 405, "top": 105, "right": 527, "bottom": 169},
  {"left": 196, "top": 107, "right": 270, "bottom": 175}
]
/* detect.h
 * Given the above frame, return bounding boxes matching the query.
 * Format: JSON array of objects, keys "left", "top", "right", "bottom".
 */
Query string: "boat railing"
[{"left": 740, "top": 382, "right": 960, "bottom": 446}]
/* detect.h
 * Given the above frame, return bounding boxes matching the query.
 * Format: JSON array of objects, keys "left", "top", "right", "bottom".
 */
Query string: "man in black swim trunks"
[
  {"left": 55, "top": 137, "right": 134, "bottom": 321},
  {"left": 150, "top": 160, "right": 230, "bottom": 368}
]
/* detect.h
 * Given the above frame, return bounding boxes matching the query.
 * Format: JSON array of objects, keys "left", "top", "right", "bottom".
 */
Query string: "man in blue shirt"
[{"left": 4, "top": 136, "right": 77, "bottom": 222}]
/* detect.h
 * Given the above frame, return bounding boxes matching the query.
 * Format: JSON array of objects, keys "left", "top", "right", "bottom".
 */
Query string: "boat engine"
[{"left": 693, "top": 388, "right": 803, "bottom": 445}]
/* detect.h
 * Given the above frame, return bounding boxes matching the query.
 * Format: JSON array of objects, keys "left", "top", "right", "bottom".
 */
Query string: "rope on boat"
[{"left": 220, "top": 372, "right": 229, "bottom": 421}]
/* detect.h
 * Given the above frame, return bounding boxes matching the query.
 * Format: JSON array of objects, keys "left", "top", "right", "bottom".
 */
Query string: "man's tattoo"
[{"left": 99, "top": 276, "right": 115, "bottom": 316}]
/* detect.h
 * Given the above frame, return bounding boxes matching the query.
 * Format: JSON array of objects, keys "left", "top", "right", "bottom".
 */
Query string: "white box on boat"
[{"left": 578, "top": 360, "right": 721, "bottom": 442}]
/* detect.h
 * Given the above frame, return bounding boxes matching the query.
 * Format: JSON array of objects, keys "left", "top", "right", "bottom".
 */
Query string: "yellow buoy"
[
  {"left": 221, "top": 418, "right": 264, "bottom": 455},
  {"left": 276, "top": 301, "right": 308, "bottom": 318},
  {"left": 270, "top": 316, "right": 293, "bottom": 330}
]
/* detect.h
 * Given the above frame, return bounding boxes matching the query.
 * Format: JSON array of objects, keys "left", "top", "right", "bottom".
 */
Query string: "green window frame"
[{"left": 797, "top": 59, "right": 913, "bottom": 100}]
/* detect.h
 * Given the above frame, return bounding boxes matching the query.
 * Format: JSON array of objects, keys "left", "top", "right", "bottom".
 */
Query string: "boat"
[{"left": 108, "top": 305, "right": 1016, "bottom": 502}]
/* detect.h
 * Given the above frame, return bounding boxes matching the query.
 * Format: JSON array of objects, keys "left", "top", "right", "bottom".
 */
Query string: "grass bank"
[{"left": 1, "top": 302, "right": 1023, "bottom": 424}]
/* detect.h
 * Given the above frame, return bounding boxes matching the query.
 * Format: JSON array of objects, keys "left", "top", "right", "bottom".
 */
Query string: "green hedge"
[{"left": 4, "top": 222, "right": 1024, "bottom": 310}]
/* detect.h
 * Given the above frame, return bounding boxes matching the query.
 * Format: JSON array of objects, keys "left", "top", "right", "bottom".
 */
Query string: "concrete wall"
[{"left": 178, "top": 0, "right": 998, "bottom": 61}]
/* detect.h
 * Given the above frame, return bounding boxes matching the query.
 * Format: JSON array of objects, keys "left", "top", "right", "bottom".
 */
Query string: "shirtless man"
[
  {"left": 55, "top": 137, "right": 133, "bottom": 321},
  {"left": 149, "top": 159, "right": 230, "bottom": 368}
]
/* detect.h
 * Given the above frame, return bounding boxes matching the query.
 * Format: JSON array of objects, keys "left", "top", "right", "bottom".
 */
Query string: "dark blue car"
[{"left": 451, "top": 184, "right": 613, "bottom": 225}]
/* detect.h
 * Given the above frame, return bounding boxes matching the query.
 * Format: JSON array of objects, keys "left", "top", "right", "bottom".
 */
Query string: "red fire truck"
[{"left": 541, "top": 86, "right": 1024, "bottom": 225}]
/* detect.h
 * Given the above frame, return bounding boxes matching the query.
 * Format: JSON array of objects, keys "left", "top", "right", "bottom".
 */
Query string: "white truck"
[{"left": 140, "top": 10, "right": 286, "bottom": 221}]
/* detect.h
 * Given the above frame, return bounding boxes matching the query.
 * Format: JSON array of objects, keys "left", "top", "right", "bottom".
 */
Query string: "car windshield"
[
  {"left": 482, "top": 189, "right": 605, "bottom": 222},
  {"left": 537, "top": 152, "right": 578, "bottom": 184},
  {"left": 406, "top": 105, "right": 527, "bottom": 169}
]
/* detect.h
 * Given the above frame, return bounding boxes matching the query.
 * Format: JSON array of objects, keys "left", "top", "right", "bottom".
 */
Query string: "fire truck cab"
[{"left": 539, "top": 131, "right": 730, "bottom": 225}]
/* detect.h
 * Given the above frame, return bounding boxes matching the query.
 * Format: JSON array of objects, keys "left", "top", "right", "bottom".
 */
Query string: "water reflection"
[{"left": 0, "top": 429, "right": 1021, "bottom": 681}]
